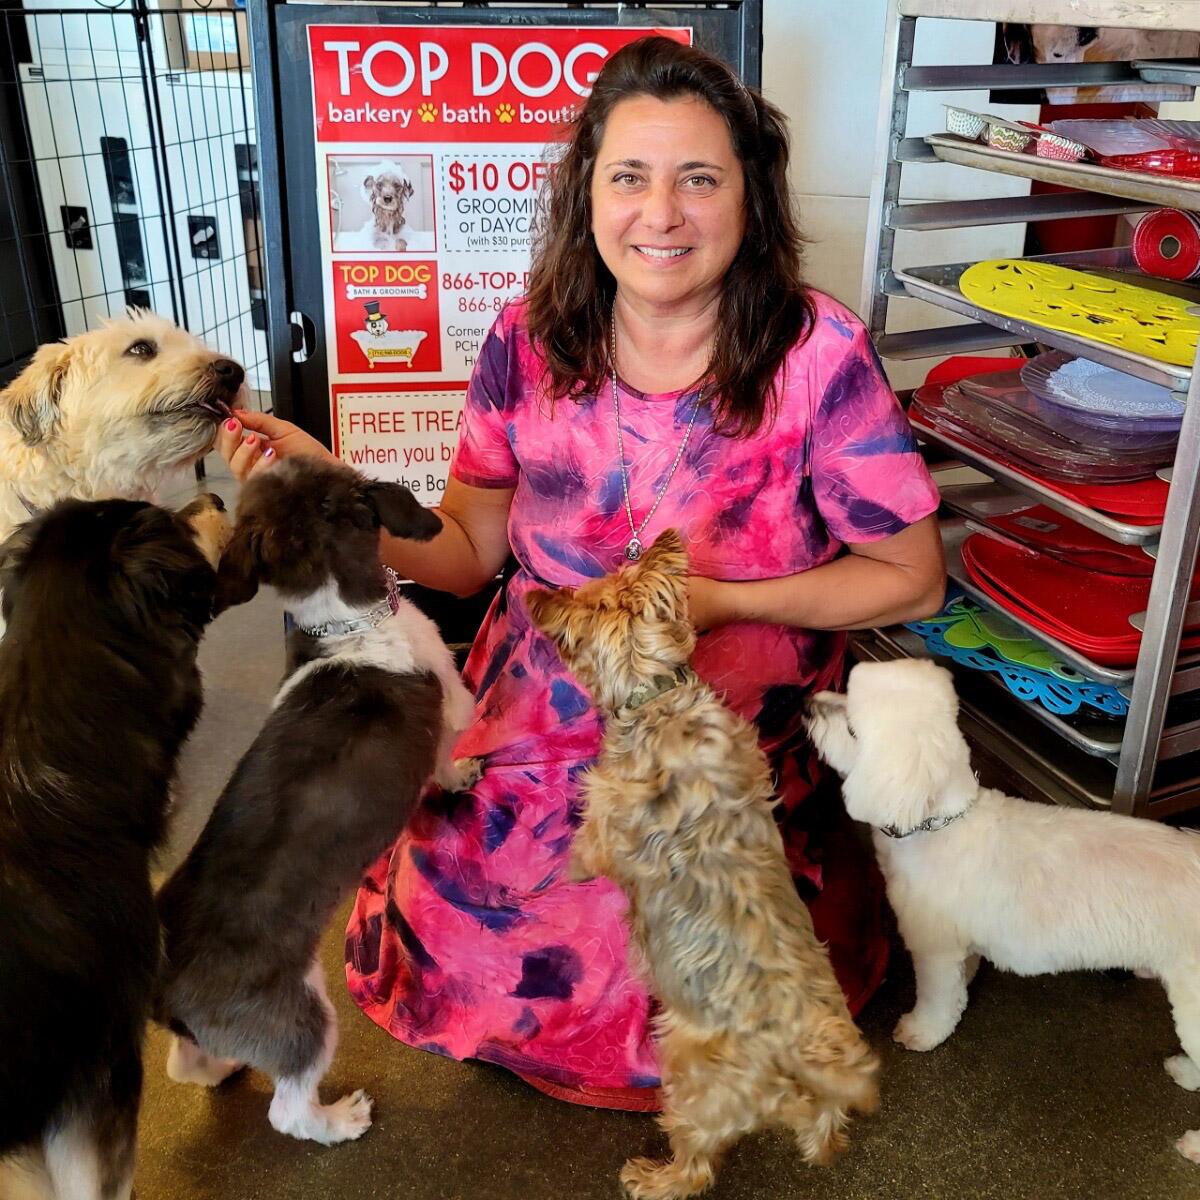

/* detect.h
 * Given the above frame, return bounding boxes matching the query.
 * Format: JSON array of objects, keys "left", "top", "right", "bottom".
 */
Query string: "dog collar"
[
  {"left": 619, "top": 665, "right": 697, "bottom": 712},
  {"left": 878, "top": 809, "right": 970, "bottom": 840},
  {"left": 296, "top": 566, "right": 403, "bottom": 639}
]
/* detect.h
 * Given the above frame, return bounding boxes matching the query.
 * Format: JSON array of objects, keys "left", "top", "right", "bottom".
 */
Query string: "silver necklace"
[{"left": 610, "top": 312, "right": 701, "bottom": 562}]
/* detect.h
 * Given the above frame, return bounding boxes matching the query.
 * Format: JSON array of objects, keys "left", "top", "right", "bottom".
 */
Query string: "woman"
[{"left": 220, "top": 37, "right": 944, "bottom": 1110}]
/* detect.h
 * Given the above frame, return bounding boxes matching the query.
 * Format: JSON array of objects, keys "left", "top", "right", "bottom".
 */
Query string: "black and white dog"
[
  {"left": 0, "top": 494, "right": 230, "bottom": 1200},
  {"left": 155, "top": 457, "right": 479, "bottom": 1144}
]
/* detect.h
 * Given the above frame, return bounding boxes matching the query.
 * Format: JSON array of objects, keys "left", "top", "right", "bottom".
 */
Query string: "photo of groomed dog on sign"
[
  {"left": 9, "top": 14, "right": 1200, "bottom": 1200},
  {"left": 329, "top": 156, "right": 437, "bottom": 253}
]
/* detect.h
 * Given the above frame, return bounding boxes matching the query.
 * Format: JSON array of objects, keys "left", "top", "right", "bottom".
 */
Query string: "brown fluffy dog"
[
  {"left": 527, "top": 531, "right": 879, "bottom": 1200},
  {"left": 363, "top": 168, "right": 415, "bottom": 251},
  {"left": 0, "top": 310, "right": 243, "bottom": 543}
]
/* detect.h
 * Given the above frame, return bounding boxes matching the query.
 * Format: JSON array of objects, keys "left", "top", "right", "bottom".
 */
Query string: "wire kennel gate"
[{"left": 0, "top": 0, "right": 268, "bottom": 402}]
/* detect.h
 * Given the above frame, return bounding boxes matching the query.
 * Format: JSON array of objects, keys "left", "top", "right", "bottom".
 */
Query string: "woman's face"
[{"left": 590, "top": 94, "right": 747, "bottom": 318}]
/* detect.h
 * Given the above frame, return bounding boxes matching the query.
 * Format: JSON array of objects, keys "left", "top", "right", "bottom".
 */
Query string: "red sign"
[
  {"left": 332, "top": 259, "right": 442, "bottom": 373},
  {"left": 309, "top": 25, "right": 690, "bottom": 143},
  {"left": 311, "top": 23, "right": 694, "bottom": 496}
]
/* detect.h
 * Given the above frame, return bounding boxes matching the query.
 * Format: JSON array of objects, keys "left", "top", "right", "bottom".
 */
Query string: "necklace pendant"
[{"left": 624, "top": 535, "right": 644, "bottom": 562}]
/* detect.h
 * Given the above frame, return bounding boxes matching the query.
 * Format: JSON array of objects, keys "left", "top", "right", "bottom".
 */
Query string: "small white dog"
[
  {"left": 0, "top": 310, "right": 243, "bottom": 542},
  {"left": 807, "top": 658, "right": 1200, "bottom": 1163}
]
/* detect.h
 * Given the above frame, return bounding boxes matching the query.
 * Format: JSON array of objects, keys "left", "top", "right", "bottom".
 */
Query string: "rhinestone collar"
[
  {"left": 295, "top": 566, "right": 403, "bottom": 640},
  {"left": 878, "top": 808, "right": 970, "bottom": 840}
]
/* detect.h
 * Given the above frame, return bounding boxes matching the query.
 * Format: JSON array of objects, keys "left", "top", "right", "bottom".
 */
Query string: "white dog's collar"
[
  {"left": 879, "top": 809, "right": 969, "bottom": 839},
  {"left": 296, "top": 567, "right": 402, "bottom": 640}
]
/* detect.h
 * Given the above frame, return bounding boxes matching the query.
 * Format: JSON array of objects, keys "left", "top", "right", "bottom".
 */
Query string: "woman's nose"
[{"left": 640, "top": 181, "right": 684, "bottom": 231}]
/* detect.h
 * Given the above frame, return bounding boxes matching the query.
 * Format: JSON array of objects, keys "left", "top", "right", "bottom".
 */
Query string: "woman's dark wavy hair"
[{"left": 524, "top": 35, "right": 813, "bottom": 438}]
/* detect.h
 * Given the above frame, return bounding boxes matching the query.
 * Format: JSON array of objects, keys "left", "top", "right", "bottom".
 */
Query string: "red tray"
[
  {"left": 984, "top": 506, "right": 1155, "bottom": 576},
  {"left": 961, "top": 533, "right": 1200, "bottom": 666}
]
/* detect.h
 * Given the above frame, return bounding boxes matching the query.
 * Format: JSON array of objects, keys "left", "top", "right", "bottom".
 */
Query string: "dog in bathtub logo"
[
  {"left": 363, "top": 301, "right": 388, "bottom": 337},
  {"left": 349, "top": 300, "right": 427, "bottom": 368}
]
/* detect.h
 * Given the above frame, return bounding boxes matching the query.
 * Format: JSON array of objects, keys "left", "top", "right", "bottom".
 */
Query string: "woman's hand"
[{"left": 216, "top": 410, "right": 338, "bottom": 482}]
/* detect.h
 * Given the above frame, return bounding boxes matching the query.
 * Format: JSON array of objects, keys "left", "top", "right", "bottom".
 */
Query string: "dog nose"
[{"left": 210, "top": 358, "right": 244, "bottom": 389}]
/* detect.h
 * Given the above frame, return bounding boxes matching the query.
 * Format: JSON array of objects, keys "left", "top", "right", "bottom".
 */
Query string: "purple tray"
[
  {"left": 959, "top": 369, "right": 1179, "bottom": 451},
  {"left": 1020, "top": 351, "right": 1184, "bottom": 435}
]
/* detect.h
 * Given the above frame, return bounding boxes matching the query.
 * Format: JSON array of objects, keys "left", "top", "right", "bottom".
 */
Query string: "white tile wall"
[{"left": 764, "top": 0, "right": 1030, "bottom": 386}]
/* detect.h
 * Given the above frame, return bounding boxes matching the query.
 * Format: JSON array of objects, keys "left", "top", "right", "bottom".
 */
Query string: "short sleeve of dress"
[
  {"left": 449, "top": 309, "right": 520, "bottom": 489},
  {"left": 808, "top": 311, "right": 940, "bottom": 544}
]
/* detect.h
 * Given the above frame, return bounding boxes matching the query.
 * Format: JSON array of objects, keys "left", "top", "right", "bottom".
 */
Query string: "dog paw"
[
  {"left": 315, "top": 1089, "right": 374, "bottom": 1145},
  {"left": 1176, "top": 1129, "right": 1200, "bottom": 1163},
  {"left": 1166, "top": 1055, "right": 1200, "bottom": 1091},
  {"left": 166, "top": 1037, "right": 244, "bottom": 1087},
  {"left": 797, "top": 1122, "right": 848, "bottom": 1167},
  {"left": 893, "top": 1013, "right": 951, "bottom": 1052},
  {"left": 620, "top": 1156, "right": 713, "bottom": 1200},
  {"left": 452, "top": 756, "right": 484, "bottom": 790}
]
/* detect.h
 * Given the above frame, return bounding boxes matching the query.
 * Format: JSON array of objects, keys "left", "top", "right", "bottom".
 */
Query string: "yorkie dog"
[{"left": 527, "top": 530, "right": 879, "bottom": 1200}]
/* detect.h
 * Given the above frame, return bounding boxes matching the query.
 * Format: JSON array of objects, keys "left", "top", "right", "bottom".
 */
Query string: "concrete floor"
[{"left": 132, "top": 462, "right": 1200, "bottom": 1200}]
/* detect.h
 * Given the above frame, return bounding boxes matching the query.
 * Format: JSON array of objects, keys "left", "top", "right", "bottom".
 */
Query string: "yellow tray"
[{"left": 959, "top": 259, "right": 1200, "bottom": 366}]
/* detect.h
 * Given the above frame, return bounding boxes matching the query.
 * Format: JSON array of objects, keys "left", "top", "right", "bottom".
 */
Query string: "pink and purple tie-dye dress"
[{"left": 344, "top": 290, "right": 940, "bottom": 1106}]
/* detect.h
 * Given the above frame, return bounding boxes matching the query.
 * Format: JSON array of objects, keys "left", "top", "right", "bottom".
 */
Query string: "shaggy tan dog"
[
  {"left": 527, "top": 530, "right": 879, "bottom": 1200},
  {"left": 0, "top": 310, "right": 243, "bottom": 541}
]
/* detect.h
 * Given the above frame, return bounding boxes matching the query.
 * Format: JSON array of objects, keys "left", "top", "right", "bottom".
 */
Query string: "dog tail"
[{"left": 791, "top": 1015, "right": 881, "bottom": 1116}]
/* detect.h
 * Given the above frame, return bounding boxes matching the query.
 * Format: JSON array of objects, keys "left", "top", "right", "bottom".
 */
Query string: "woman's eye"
[
  {"left": 125, "top": 339, "right": 156, "bottom": 359},
  {"left": 613, "top": 173, "right": 641, "bottom": 187},
  {"left": 685, "top": 175, "right": 717, "bottom": 189}
]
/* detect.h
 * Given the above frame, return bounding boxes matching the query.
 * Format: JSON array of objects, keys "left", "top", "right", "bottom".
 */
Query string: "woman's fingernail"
[
  {"left": 225, "top": 418, "right": 238, "bottom": 431},
  {"left": 263, "top": 447, "right": 274, "bottom": 458},
  {"left": 245, "top": 433, "right": 256, "bottom": 445}
]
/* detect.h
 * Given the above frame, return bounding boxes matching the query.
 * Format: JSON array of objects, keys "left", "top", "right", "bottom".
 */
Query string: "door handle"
[{"left": 289, "top": 310, "right": 315, "bottom": 363}]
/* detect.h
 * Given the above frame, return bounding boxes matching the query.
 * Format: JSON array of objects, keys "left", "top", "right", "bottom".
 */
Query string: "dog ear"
[
  {"left": 112, "top": 505, "right": 217, "bottom": 628},
  {"left": 362, "top": 481, "right": 442, "bottom": 541},
  {"left": 213, "top": 523, "right": 261, "bottom": 614},
  {"left": 362, "top": 175, "right": 375, "bottom": 194},
  {"left": 402, "top": 178, "right": 415, "bottom": 199},
  {"left": 2, "top": 340, "right": 71, "bottom": 445},
  {"left": 626, "top": 531, "right": 689, "bottom": 623},
  {"left": 0, "top": 520, "right": 34, "bottom": 573},
  {"left": 526, "top": 587, "right": 577, "bottom": 645},
  {"left": 638, "top": 529, "right": 686, "bottom": 575},
  {"left": 0, "top": 520, "right": 36, "bottom": 620}
]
